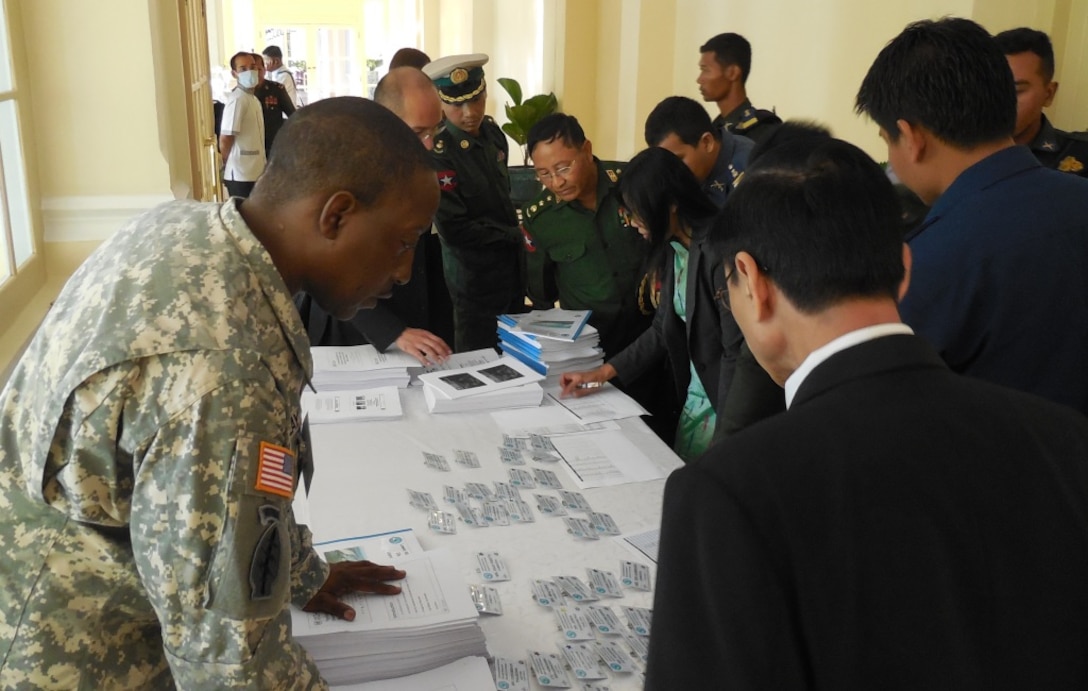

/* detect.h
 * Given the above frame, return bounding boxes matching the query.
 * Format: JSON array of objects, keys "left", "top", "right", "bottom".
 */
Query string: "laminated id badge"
[
  {"left": 532, "top": 578, "right": 564, "bottom": 607},
  {"left": 586, "top": 568, "right": 624, "bottom": 598},
  {"left": 595, "top": 639, "right": 638, "bottom": 673},
  {"left": 469, "top": 584, "right": 503, "bottom": 615},
  {"left": 453, "top": 448, "right": 481, "bottom": 468},
  {"left": 422, "top": 451, "right": 450, "bottom": 471},
  {"left": 621, "top": 605, "right": 653, "bottom": 636},
  {"left": 585, "top": 604, "right": 624, "bottom": 635},
  {"left": 482, "top": 500, "right": 511, "bottom": 526},
  {"left": 553, "top": 605, "right": 596, "bottom": 641},
  {"left": 507, "top": 499, "right": 536, "bottom": 523},
  {"left": 476, "top": 551, "right": 511, "bottom": 581},
  {"left": 428, "top": 510, "right": 457, "bottom": 534},
  {"left": 464, "top": 481, "right": 494, "bottom": 501},
  {"left": 534, "top": 493, "right": 568, "bottom": 516},
  {"left": 620, "top": 560, "right": 653, "bottom": 591},
  {"left": 443, "top": 485, "right": 469, "bottom": 506},
  {"left": 533, "top": 467, "right": 564, "bottom": 490},
  {"left": 491, "top": 657, "right": 530, "bottom": 691},
  {"left": 508, "top": 467, "right": 537, "bottom": 488},
  {"left": 557, "top": 642, "right": 608, "bottom": 680},
  {"left": 558, "top": 490, "right": 593, "bottom": 512},
  {"left": 406, "top": 489, "right": 438, "bottom": 511},
  {"left": 528, "top": 651, "right": 572, "bottom": 687},
  {"left": 499, "top": 446, "right": 527, "bottom": 466},
  {"left": 588, "top": 512, "right": 620, "bottom": 536},
  {"left": 563, "top": 516, "right": 600, "bottom": 540},
  {"left": 554, "top": 575, "right": 598, "bottom": 603}
]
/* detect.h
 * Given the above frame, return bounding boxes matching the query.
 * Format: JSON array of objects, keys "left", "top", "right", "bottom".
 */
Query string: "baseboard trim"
[{"left": 42, "top": 195, "right": 175, "bottom": 242}]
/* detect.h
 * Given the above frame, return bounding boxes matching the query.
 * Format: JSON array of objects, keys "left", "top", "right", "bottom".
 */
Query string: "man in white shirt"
[
  {"left": 645, "top": 130, "right": 1088, "bottom": 689},
  {"left": 219, "top": 51, "right": 266, "bottom": 198},
  {"left": 263, "top": 45, "right": 301, "bottom": 107}
]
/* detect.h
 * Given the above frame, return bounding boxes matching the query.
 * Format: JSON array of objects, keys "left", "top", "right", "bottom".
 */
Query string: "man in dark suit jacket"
[{"left": 644, "top": 132, "right": 1088, "bottom": 689}]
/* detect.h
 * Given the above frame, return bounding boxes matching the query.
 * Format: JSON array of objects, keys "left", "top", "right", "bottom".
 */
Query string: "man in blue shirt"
[
  {"left": 644, "top": 95, "right": 753, "bottom": 209},
  {"left": 856, "top": 17, "right": 1088, "bottom": 414}
]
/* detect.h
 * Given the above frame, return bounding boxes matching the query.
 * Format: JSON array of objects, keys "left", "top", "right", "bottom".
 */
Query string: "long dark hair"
[{"left": 619, "top": 146, "right": 718, "bottom": 274}]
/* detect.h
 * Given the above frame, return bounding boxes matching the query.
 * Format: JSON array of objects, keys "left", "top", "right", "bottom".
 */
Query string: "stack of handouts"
[
  {"left": 310, "top": 345, "right": 420, "bottom": 392},
  {"left": 497, "top": 308, "right": 605, "bottom": 383},
  {"left": 417, "top": 355, "right": 545, "bottom": 413},
  {"left": 293, "top": 534, "right": 488, "bottom": 686},
  {"left": 301, "top": 386, "right": 403, "bottom": 425}
]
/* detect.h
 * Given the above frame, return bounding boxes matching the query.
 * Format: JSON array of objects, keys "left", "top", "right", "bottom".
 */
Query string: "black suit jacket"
[
  {"left": 646, "top": 334, "right": 1088, "bottom": 690},
  {"left": 608, "top": 219, "right": 741, "bottom": 436}
]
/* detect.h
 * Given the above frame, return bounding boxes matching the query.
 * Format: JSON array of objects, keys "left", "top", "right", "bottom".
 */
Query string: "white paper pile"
[
  {"left": 310, "top": 345, "right": 419, "bottom": 392},
  {"left": 497, "top": 309, "right": 604, "bottom": 384},
  {"left": 418, "top": 356, "right": 545, "bottom": 414},
  {"left": 301, "top": 386, "right": 403, "bottom": 424},
  {"left": 330, "top": 655, "right": 494, "bottom": 690},
  {"left": 293, "top": 549, "right": 488, "bottom": 686}
]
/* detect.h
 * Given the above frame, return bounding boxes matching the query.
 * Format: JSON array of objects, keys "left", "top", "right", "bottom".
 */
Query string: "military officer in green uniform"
[
  {"left": 424, "top": 53, "right": 524, "bottom": 351},
  {"left": 521, "top": 113, "right": 651, "bottom": 359},
  {"left": 697, "top": 32, "right": 781, "bottom": 145},
  {"left": 996, "top": 28, "right": 1088, "bottom": 178}
]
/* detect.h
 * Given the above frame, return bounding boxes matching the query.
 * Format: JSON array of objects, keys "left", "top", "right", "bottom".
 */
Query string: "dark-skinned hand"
[{"left": 303, "top": 560, "right": 407, "bottom": 621}]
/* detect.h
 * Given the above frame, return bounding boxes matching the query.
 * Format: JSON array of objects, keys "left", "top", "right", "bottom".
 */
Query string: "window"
[{"left": 0, "top": 4, "right": 31, "bottom": 285}]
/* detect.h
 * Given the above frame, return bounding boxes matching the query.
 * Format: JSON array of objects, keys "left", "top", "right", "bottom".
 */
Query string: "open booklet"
[{"left": 417, "top": 355, "right": 544, "bottom": 400}]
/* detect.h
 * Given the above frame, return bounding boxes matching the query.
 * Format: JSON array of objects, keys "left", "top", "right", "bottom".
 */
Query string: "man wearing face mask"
[{"left": 219, "top": 51, "right": 266, "bottom": 199}]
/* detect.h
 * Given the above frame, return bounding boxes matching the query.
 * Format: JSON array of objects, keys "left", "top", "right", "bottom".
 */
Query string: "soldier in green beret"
[
  {"left": 996, "top": 28, "right": 1088, "bottom": 178},
  {"left": 424, "top": 53, "right": 525, "bottom": 351}
]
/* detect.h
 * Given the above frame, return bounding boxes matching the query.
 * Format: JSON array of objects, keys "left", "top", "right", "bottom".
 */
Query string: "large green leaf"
[{"left": 497, "top": 77, "right": 523, "bottom": 106}]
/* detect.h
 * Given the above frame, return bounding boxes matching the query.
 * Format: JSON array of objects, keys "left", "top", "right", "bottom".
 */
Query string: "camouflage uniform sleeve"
[{"left": 130, "top": 371, "right": 328, "bottom": 689}]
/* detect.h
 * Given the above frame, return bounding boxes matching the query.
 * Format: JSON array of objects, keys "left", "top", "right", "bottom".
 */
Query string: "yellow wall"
[{"left": 3, "top": 0, "right": 1087, "bottom": 374}]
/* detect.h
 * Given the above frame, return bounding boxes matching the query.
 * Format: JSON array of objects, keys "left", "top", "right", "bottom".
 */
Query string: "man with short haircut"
[
  {"left": 251, "top": 52, "right": 295, "bottom": 157},
  {"left": 220, "top": 51, "right": 266, "bottom": 199},
  {"left": 856, "top": 18, "right": 1088, "bottom": 414},
  {"left": 296, "top": 67, "right": 454, "bottom": 364},
  {"left": 424, "top": 53, "right": 524, "bottom": 352},
  {"left": 0, "top": 97, "right": 438, "bottom": 687},
  {"left": 263, "top": 44, "right": 301, "bottom": 106},
  {"left": 645, "top": 95, "right": 754, "bottom": 208},
  {"left": 995, "top": 27, "right": 1088, "bottom": 177},
  {"left": 522, "top": 113, "right": 650, "bottom": 360},
  {"left": 645, "top": 132, "right": 1088, "bottom": 690},
  {"left": 697, "top": 32, "right": 781, "bottom": 144},
  {"left": 389, "top": 47, "right": 430, "bottom": 70}
]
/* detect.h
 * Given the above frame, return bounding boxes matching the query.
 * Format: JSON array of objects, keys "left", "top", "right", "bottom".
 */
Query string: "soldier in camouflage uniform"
[
  {"left": 697, "top": 33, "right": 781, "bottom": 145},
  {"left": 521, "top": 113, "right": 650, "bottom": 360},
  {"left": 0, "top": 98, "right": 437, "bottom": 689},
  {"left": 996, "top": 27, "right": 1088, "bottom": 178},
  {"left": 423, "top": 53, "right": 524, "bottom": 352}
]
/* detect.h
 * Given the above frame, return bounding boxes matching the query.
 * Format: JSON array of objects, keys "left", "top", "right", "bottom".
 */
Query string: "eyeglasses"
[
  {"left": 416, "top": 120, "right": 447, "bottom": 144},
  {"left": 535, "top": 157, "right": 579, "bottom": 184},
  {"left": 715, "top": 268, "right": 736, "bottom": 313}
]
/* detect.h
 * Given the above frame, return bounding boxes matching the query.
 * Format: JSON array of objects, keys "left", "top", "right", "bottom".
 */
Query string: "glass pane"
[
  {"left": 0, "top": 8, "right": 13, "bottom": 93},
  {"left": 0, "top": 100, "right": 33, "bottom": 267},
  {"left": 264, "top": 27, "right": 309, "bottom": 104},
  {"left": 316, "top": 27, "right": 361, "bottom": 101}
]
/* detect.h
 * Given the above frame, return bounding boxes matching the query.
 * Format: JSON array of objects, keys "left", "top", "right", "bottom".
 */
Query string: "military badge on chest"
[{"left": 438, "top": 170, "right": 458, "bottom": 191}]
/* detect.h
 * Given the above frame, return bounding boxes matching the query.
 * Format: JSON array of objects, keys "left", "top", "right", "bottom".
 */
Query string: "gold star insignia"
[{"left": 1058, "top": 156, "right": 1084, "bottom": 173}]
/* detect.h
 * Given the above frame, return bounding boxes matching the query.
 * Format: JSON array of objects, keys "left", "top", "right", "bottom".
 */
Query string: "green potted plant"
[{"left": 497, "top": 77, "right": 558, "bottom": 207}]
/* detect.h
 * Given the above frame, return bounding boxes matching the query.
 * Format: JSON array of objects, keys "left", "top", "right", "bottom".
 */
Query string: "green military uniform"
[
  {"left": 1028, "top": 114, "right": 1088, "bottom": 178},
  {"left": 431, "top": 117, "right": 523, "bottom": 351},
  {"left": 522, "top": 158, "right": 651, "bottom": 358},
  {"left": 0, "top": 200, "right": 329, "bottom": 688},
  {"left": 712, "top": 97, "right": 782, "bottom": 146}
]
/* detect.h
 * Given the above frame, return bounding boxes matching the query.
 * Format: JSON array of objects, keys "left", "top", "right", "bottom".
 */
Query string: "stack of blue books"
[{"left": 497, "top": 309, "right": 604, "bottom": 380}]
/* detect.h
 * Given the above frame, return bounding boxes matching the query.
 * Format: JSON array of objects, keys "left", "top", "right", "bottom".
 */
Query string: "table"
[{"left": 303, "top": 387, "right": 683, "bottom": 689}]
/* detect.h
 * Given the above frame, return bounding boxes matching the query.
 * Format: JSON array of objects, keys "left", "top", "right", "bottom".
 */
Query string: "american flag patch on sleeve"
[{"left": 255, "top": 441, "right": 296, "bottom": 498}]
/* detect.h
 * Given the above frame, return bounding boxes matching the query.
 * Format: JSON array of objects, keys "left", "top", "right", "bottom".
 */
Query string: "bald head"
[
  {"left": 255, "top": 96, "right": 432, "bottom": 206},
  {"left": 375, "top": 67, "right": 445, "bottom": 149}
]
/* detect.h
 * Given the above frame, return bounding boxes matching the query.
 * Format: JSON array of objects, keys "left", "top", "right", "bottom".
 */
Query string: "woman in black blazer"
[{"left": 560, "top": 147, "right": 741, "bottom": 460}]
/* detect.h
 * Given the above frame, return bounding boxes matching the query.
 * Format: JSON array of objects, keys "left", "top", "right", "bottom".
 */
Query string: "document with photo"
[{"left": 418, "top": 355, "right": 544, "bottom": 400}]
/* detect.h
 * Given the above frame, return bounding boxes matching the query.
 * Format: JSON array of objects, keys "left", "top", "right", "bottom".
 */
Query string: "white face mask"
[{"left": 237, "top": 70, "right": 258, "bottom": 89}]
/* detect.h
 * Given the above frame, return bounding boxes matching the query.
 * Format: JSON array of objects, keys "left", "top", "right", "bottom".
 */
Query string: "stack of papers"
[
  {"left": 330, "top": 656, "right": 494, "bottom": 690},
  {"left": 418, "top": 356, "right": 545, "bottom": 414},
  {"left": 293, "top": 545, "right": 488, "bottom": 686},
  {"left": 301, "top": 386, "right": 403, "bottom": 424},
  {"left": 310, "top": 345, "right": 420, "bottom": 391},
  {"left": 497, "top": 309, "right": 605, "bottom": 382}
]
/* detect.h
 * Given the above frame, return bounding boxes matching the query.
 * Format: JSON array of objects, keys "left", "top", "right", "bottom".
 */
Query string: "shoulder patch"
[
  {"left": 437, "top": 170, "right": 457, "bottom": 191},
  {"left": 1058, "top": 156, "right": 1084, "bottom": 174},
  {"left": 606, "top": 169, "right": 618, "bottom": 183},
  {"left": 255, "top": 441, "right": 295, "bottom": 499}
]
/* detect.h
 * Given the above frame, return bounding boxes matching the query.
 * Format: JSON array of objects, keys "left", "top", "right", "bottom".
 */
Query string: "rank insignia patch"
[
  {"left": 438, "top": 170, "right": 458, "bottom": 191},
  {"left": 1058, "top": 156, "right": 1084, "bottom": 173},
  {"left": 256, "top": 441, "right": 295, "bottom": 498},
  {"left": 521, "top": 226, "right": 537, "bottom": 253}
]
